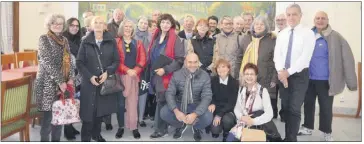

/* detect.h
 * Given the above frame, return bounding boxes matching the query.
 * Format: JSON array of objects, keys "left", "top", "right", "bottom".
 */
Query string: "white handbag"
[{"left": 51, "top": 84, "right": 81, "bottom": 125}]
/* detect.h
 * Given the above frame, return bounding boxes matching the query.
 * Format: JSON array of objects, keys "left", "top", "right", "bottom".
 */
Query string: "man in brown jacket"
[
  {"left": 298, "top": 11, "right": 357, "bottom": 141},
  {"left": 212, "top": 16, "right": 244, "bottom": 79}
]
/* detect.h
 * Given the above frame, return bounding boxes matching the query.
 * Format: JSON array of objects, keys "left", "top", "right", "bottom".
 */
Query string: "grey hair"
[
  {"left": 286, "top": 4, "right": 302, "bottom": 14},
  {"left": 184, "top": 14, "right": 195, "bottom": 24},
  {"left": 250, "top": 15, "right": 270, "bottom": 34},
  {"left": 44, "top": 13, "right": 66, "bottom": 31},
  {"left": 219, "top": 16, "right": 233, "bottom": 25},
  {"left": 233, "top": 16, "right": 243, "bottom": 23},
  {"left": 117, "top": 19, "right": 136, "bottom": 37},
  {"left": 137, "top": 15, "right": 149, "bottom": 23}
]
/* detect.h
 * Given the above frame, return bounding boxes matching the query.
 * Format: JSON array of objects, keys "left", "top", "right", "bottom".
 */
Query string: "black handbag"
[{"left": 93, "top": 46, "right": 124, "bottom": 95}]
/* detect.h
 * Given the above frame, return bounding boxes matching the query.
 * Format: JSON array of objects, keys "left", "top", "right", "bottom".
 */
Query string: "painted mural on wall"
[{"left": 79, "top": 2, "right": 276, "bottom": 30}]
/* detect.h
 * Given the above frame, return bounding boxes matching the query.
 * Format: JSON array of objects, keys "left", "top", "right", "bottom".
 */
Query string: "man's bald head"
[
  {"left": 185, "top": 53, "right": 200, "bottom": 73},
  {"left": 113, "top": 9, "right": 124, "bottom": 23},
  {"left": 314, "top": 11, "right": 329, "bottom": 31}
]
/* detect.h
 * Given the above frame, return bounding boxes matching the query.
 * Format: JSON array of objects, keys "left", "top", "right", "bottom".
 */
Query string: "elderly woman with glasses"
[
  {"left": 239, "top": 15, "right": 279, "bottom": 119},
  {"left": 35, "top": 13, "right": 75, "bottom": 142}
]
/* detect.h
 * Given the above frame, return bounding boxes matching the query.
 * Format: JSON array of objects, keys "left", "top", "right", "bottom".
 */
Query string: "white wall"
[{"left": 19, "top": 2, "right": 78, "bottom": 51}]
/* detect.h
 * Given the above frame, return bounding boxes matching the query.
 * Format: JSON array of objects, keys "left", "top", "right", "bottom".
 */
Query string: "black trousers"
[
  {"left": 302, "top": 80, "right": 334, "bottom": 134},
  {"left": 276, "top": 85, "right": 285, "bottom": 120},
  {"left": 210, "top": 112, "right": 237, "bottom": 135},
  {"left": 81, "top": 109, "right": 102, "bottom": 141},
  {"left": 144, "top": 93, "right": 156, "bottom": 118},
  {"left": 279, "top": 68, "right": 309, "bottom": 142}
]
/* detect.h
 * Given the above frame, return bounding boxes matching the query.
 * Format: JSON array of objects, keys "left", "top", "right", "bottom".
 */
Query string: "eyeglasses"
[
  {"left": 222, "top": 22, "right": 233, "bottom": 26},
  {"left": 52, "top": 22, "right": 63, "bottom": 26},
  {"left": 70, "top": 24, "right": 79, "bottom": 28},
  {"left": 276, "top": 19, "right": 286, "bottom": 22}
]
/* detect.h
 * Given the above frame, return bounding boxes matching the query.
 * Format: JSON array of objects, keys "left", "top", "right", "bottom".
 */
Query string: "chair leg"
[
  {"left": 19, "top": 130, "right": 24, "bottom": 141},
  {"left": 25, "top": 122, "right": 30, "bottom": 141},
  {"left": 32, "top": 118, "right": 35, "bottom": 128}
]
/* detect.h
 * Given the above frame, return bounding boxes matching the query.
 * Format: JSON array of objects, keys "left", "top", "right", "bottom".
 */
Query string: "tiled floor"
[{"left": 2, "top": 114, "right": 362, "bottom": 142}]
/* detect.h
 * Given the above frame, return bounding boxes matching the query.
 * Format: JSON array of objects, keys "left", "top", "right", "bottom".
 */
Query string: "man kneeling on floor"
[{"left": 161, "top": 53, "right": 213, "bottom": 141}]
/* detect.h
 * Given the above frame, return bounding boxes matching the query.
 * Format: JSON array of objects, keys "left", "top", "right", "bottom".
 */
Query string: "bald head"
[
  {"left": 314, "top": 11, "right": 329, "bottom": 32},
  {"left": 113, "top": 9, "right": 124, "bottom": 23},
  {"left": 275, "top": 13, "right": 287, "bottom": 31},
  {"left": 185, "top": 53, "right": 200, "bottom": 73}
]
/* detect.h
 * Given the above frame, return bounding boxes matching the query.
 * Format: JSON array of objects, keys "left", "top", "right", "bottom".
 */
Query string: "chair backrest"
[
  {"left": 24, "top": 72, "right": 37, "bottom": 107},
  {"left": 1, "top": 54, "right": 17, "bottom": 69},
  {"left": 15, "top": 52, "right": 38, "bottom": 68},
  {"left": 1, "top": 76, "right": 32, "bottom": 126}
]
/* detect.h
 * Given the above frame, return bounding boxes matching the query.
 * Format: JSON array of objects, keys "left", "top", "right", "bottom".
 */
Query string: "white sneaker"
[
  {"left": 297, "top": 126, "right": 313, "bottom": 135},
  {"left": 324, "top": 133, "right": 334, "bottom": 141}
]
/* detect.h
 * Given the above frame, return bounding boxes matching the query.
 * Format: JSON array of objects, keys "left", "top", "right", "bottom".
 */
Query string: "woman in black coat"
[
  {"left": 76, "top": 16, "right": 120, "bottom": 142},
  {"left": 62, "top": 17, "right": 82, "bottom": 140},
  {"left": 208, "top": 59, "right": 239, "bottom": 141}
]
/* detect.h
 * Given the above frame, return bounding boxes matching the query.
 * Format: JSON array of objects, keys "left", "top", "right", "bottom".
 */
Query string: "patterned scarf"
[
  {"left": 230, "top": 84, "right": 259, "bottom": 140},
  {"left": 240, "top": 36, "right": 263, "bottom": 73},
  {"left": 47, "top": 31, "right": 71, "bottom": 81},
  {"left": 181, "top": 71, "right": 194, "bottom": 114}
]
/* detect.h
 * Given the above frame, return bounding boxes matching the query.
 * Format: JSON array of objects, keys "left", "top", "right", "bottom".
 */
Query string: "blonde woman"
[{"left": 76, "top": 16, "right": 120, "bottom": 142}]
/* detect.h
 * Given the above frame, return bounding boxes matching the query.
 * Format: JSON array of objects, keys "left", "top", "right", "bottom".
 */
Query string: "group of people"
[{"left": 34, "top": 3, "right": 357, "bottom": 142}]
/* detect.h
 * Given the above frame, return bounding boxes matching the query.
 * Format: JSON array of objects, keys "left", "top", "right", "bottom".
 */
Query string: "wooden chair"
[
  {"left": 356, "top": 62, "right": 361, "bottom": 118},
  {"left": 1, "top": 76, "right": 32, "bottom": 141},
  {"left": 24, "top": 72, "right": 42, "bottom": 127},
  {"left": 1, "top": 54, "right": 17, "bottom": 69},
  {"left": 15, "top": 52, "right": 38, "bottom": 68}
]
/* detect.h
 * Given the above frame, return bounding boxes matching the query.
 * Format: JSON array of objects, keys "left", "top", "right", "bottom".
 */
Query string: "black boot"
[
  {"left": 64, "top": 124, "right": 76, "bottom": 140},
  {"left": 222, "top": 132, "right": 229, "bottom": 142},
  {"left": 70, "top": 124, "right": 80, "bottom": 135},
  {"left": 115, "top": 128, "right": 124, "bottom": 139},
  {"left": 205, "top": 126, "right": 211, "bottom": 134},
  {"left": 133, "top": 129, "right": 141, "bottom": 139}
]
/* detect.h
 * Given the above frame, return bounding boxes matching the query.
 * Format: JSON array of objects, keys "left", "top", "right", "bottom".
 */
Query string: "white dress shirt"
[
  {"left": 219, "top": 76, "right": 229, "bottom": 85},
  {"left": 274, "top": 24, "right": 316, "bottom": 75},
  {"left": 185, "top": 31, "right": 193, "bottom": 39}
]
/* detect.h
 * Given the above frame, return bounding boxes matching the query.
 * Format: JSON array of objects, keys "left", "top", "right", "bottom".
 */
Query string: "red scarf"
[{"left": 147, "top": 28, "right": 176, "bottom": 89}]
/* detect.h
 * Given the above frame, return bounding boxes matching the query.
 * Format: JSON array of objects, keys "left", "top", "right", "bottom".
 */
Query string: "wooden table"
[{"left": 1, "top": 66, "right": 38, "bottom": 81}]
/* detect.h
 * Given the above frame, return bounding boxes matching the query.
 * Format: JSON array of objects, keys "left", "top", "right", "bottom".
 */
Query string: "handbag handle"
[
  {"left": 59, "top": 84, "right": 75, "bottom": 105},
  {"left": 93, "top": 44, "right": 104, "bottom": 73}
]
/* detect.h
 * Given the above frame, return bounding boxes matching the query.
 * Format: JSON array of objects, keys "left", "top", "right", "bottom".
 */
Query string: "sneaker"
[
  {"left": 115, "top": 128, "right": 124, "bottom": 139},
  {"left": 173, "top": 123, "right": 188, "bottom": 139},
  {"left": 192, "top": 126, "right": 202, "bottom": 142},
  {"left": 298, "top": 126, "right": 313, "bottom": 135},
  {"left": 324, "top": 133, "right": 334, "bottom": 141},
  {"left": 150, "top": 131, "right": 168, "bottom": 139}
]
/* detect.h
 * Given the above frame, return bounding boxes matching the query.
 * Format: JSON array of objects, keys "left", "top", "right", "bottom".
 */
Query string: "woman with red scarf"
[{"left": 148, "top": 13, "right": 185, "bottom": 139}]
